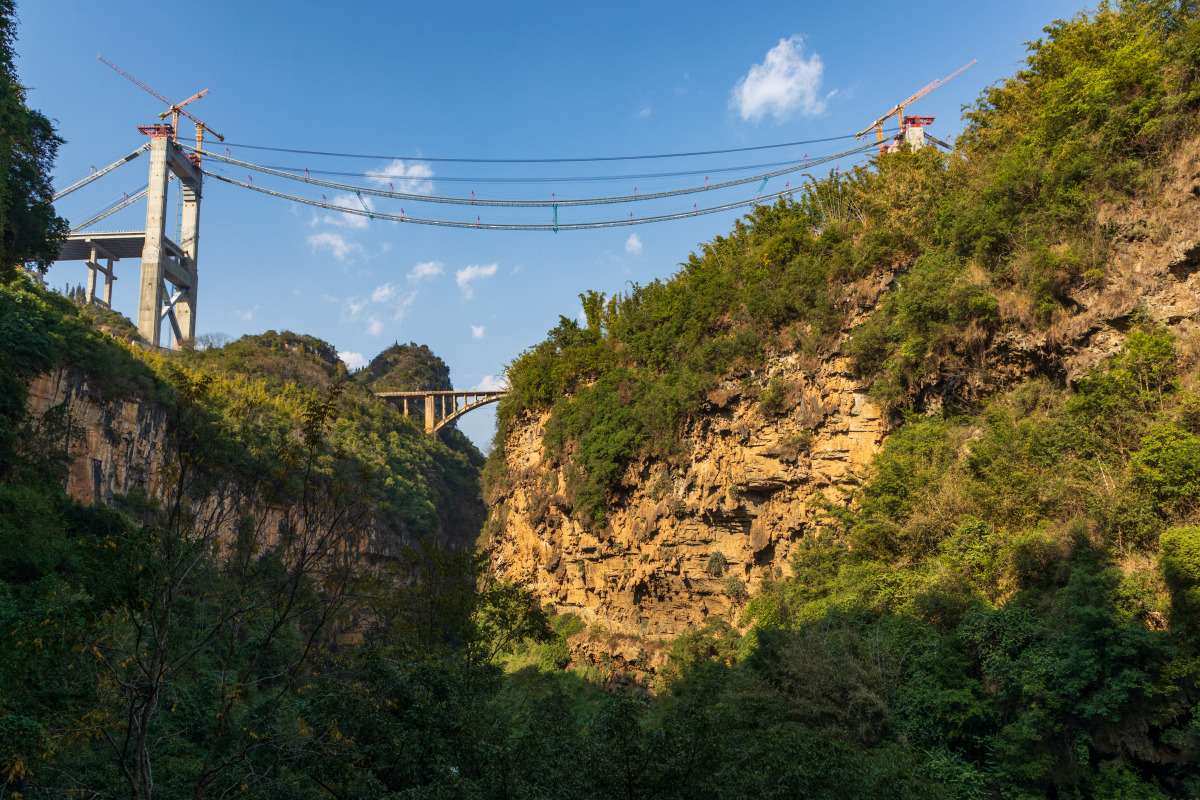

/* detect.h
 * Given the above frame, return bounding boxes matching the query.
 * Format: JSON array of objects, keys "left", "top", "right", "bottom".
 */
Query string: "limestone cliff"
[
  {"left": 487, "top": 139, "right": 1200, "bottom": 644},
  {"left": 26, "top": 368, "right": 169, "bottom": 506},
  {"left": 488, "top": 350, "right": 886, "bottom": 639},
  {"left": 24, "top": 365, "right": 484, "bottom": 558}
]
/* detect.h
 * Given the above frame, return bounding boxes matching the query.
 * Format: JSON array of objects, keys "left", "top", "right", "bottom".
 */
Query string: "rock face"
[
  {"left": 487, "top": 139, "right": 1200, "bottom": 642},
  {"left": 26, "top": 369, "right": 169, "bottom": 506},
  {"left": 23, "top": 367, "right": 482, "bottom": 557},
  {"left": 488, "top": 354, "right": 887, "bottom": 639}
]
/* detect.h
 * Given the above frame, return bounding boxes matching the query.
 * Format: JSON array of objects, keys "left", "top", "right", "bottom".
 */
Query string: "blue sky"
[{"left": 21, "top": 0, "right": 1086, "bottom": 447}]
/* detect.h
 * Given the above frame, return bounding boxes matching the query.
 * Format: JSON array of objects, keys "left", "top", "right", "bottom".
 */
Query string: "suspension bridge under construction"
[{"left": 47, "top": 56, "right": 970, "bottom": 432}]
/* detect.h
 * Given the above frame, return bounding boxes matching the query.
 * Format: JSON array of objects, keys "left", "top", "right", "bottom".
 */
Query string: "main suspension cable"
[
  {"left": 254, "top": 155, "right": 824, "bottom": 185},
  {"left": 186, "top": 143, "right": 874, "bottom": 208},
  {"left": 200, "top": 144, "right": 871, "bottom": 231},
  {"left": 196, "top": 129, "right": 895, "bottom": 165}
]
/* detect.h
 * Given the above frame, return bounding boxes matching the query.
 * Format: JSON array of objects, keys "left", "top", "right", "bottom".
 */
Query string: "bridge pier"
[{"left": 425, "top": 394, "right": 437, "bottom": 434}]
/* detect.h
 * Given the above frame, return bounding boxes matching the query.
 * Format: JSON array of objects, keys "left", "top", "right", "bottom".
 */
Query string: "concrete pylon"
[
  {"left": 137, "top": 135, "right": 170, "bottom": 345},
  {"left": 176, "top": 179, "right": 201, "bottom": 343}
]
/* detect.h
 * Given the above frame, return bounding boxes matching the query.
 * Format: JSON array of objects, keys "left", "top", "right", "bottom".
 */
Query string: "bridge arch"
[{"left": 376, "top": 390, "right": 507, "bottom": 435}]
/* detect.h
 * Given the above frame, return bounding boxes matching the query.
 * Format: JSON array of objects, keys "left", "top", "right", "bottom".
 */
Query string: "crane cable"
[
  {"left": 199, "top": 143, "right": 875, "bottom": 231},
  {"left": 184, "top": 143, "right": 867, "bottom": 208}
]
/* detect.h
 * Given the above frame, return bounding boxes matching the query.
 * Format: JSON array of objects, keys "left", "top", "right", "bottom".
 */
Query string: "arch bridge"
[{"left": 377, "top": 390, "right": 507, "bottom": 435}]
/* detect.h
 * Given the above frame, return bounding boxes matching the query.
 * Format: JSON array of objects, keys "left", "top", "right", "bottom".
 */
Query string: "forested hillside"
[
  {"left": 6, "top": 1, "right": 1200, "bottom": 799},
  {"left": 480, "top": 2, "right": 1200, "bottom": 797}
]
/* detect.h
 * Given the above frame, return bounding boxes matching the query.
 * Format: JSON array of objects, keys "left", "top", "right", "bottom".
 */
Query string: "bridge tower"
[{"left": 137, "top": 125, "right": 202, "bottom": 346}]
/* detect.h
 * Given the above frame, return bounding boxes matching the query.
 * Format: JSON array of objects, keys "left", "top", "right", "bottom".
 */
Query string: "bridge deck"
[
  {"left": 376, "top": 390, "right": 507, "bottom": 434},
  {"left": 59, "top": 230, "right": 186, "bottom": 262},
  {"left": 375, "top": 390, "right": 504, "bottom": 398}
]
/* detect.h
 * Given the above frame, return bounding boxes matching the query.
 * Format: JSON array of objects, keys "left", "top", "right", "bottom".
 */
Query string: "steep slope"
[
  {"left": 11, "top": 303, "right": 486, "bottom": 556},
  {"left": 485, "top": 3, "right": 1200, "bottom": 638}
]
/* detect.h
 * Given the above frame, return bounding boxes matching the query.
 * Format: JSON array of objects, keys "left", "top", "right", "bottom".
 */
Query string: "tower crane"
[
  {"left": 97, "top": 56, "right": 224, "bottom": 162},
  {"left": 856, "top": 59, "right": 977, "bottom": 143}
]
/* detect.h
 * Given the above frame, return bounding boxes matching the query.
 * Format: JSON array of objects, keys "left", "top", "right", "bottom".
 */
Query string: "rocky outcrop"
[
  {"left": 25, "top": 368, "right": 169, "bottom": 506},
  {"left": 488, "top": 354, "right": 887, "bottom": 639},
  {"left": 24, "top": 367, "right": 482, "bottom": 557},
  {"left": 488, "top": 139, "right": 1200, "bottom": 644}
]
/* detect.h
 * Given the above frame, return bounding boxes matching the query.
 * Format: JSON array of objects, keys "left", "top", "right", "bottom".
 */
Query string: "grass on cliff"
[{"left": 487, "top": 0, "right": 1200, "bottom": 528}]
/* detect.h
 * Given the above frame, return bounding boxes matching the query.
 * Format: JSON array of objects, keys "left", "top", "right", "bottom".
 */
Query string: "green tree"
[{"left": 0, "top": 1, "right": 67, "bottom": 278}]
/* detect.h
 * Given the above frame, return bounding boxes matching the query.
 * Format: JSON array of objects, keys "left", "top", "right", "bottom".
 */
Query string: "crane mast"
[{"left": 97, "top": 56, "right": 224, "bottom": 161}]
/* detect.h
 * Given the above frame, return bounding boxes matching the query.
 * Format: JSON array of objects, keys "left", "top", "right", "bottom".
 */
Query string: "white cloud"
[
  {"left": 393, "top": 291, "right": 417, "bottom": 319},
  {"left": 473, "top": 374, "right": 508, "bottom": 391},
  {"left": 372, "top": 282, "right": 398, "bottom": 303},
  {"left": 234, "top": 305, "right": 257, "bottom": 321},
  {"left": 342, "top": 283, "right": 418, "bottom": 336},
  {"left": 638, "top": 106, "right": 651, "bottom": 118},
  {"left": 322, "top": 192, "right": 373, "bottom": 229},
  {"left": 308, "top": 231, "right": 364, "bottom": 261},
  {"left": 366, "top": 159, "right": 435, "bottom": 195},
  {"left": 408, "top": 261, "right": 443, "bottom": 281},
  {"left": 625, "top": 233, "right": 643, "bottom": 255},
  {"left": 339, "top": 350, "right": 367, "bottom": 371},
  {"left": 731, "top": 35, "right": 827, "bottom": 122},
  {"left": 471, "top": 325, "right": 485, "bottom": 339},
  {"left": 455, "top": 263, "right": 498, "bottom": 299}
]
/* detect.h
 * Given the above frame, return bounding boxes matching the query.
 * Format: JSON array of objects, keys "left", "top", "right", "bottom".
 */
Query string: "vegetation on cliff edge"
[{"left": 488, "top": 0, "right": 1200, "bottom": 527}]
